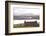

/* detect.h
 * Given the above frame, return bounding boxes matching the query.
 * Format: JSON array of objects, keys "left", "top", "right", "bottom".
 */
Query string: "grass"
[{"left": 13, "top": 24, "right": 39, "bottom": 28}]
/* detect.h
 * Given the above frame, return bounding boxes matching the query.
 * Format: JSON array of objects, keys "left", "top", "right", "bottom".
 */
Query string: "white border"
[{"left": 8, "top": 3, "right": 43, "bottom": 33}]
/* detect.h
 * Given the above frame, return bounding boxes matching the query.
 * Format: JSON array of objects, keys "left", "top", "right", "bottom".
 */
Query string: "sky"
[{"left": 13, "top": 7, "right": 40, "bottom": 16}]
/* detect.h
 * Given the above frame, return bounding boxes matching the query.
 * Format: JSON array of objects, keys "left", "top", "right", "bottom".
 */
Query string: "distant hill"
[{"left": 14, "top": 13, "right": 39, "bottom": 20}]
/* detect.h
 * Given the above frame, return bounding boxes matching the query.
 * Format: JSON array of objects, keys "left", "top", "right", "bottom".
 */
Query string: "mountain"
[{"left": 14, "top": 13, "right": 39, "bottom": 20}]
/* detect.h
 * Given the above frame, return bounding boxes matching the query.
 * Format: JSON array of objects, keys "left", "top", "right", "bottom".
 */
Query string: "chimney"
[{"left": 24, "top": 21, "right": 26, "bottom": 24}]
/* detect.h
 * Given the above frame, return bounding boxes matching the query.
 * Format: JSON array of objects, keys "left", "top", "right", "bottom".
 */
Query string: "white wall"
[{"left": 0, "top": 0, "right": 46, "bottom": 36}]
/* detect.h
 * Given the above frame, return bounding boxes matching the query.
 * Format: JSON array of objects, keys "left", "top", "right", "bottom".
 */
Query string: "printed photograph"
[
  {"left": 5, "top": 1, "right": 44, "bottom": 34},
  {"left": 13, "top": 7, "right": 40, "bottom": 28}
]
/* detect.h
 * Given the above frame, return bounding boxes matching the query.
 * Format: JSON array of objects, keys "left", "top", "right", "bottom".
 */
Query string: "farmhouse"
[{"left": 24, "top": 21, "right": 39, "bottom": 27}]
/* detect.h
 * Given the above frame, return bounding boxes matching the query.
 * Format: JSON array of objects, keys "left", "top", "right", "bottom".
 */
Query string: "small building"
[{"left": 24, "top": 21, "right": 39, "bottom": 27}]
